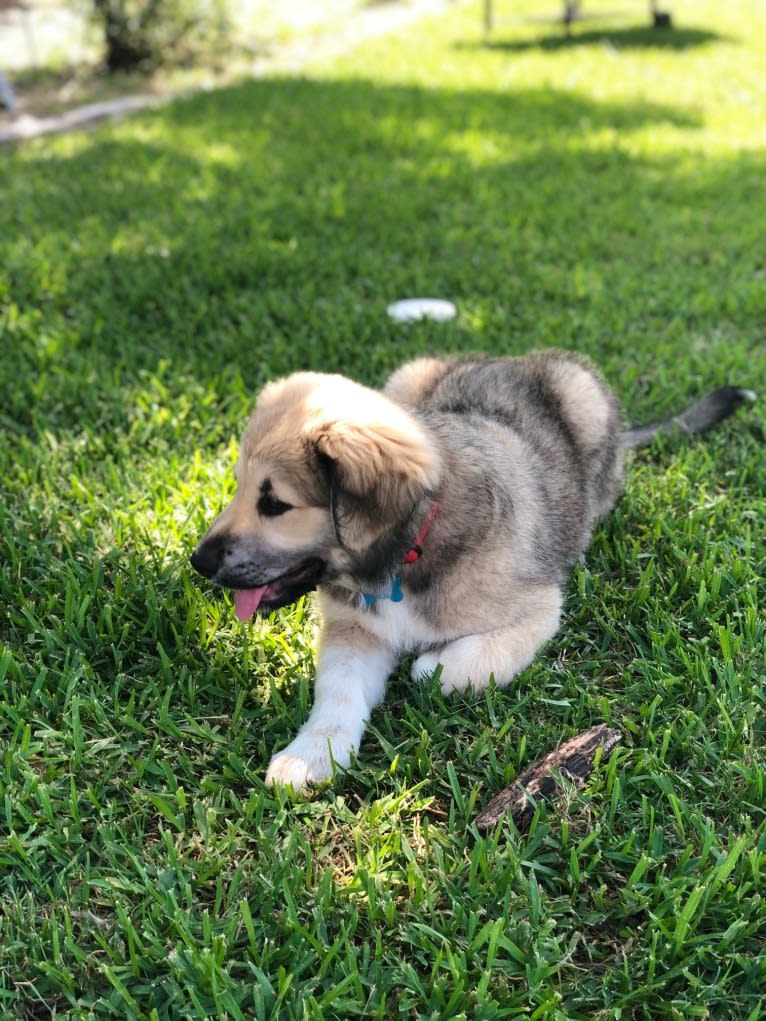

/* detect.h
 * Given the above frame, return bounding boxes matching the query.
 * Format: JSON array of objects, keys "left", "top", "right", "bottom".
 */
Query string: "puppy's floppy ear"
[{"left": 311, "top": 407, "right": 442, "bottom": 551}]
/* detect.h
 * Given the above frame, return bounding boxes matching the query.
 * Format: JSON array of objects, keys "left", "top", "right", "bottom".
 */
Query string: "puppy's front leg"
[
  {"left": 265, "top": 620, "right": 396, "bottom": 790},
  {"left": 412, "top": 585, "right": 563, "bottom": 695}
]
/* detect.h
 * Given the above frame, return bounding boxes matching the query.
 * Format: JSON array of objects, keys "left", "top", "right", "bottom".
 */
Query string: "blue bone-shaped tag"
[{"left": 363, "top": 575, "right": 404, "bottom": 606}]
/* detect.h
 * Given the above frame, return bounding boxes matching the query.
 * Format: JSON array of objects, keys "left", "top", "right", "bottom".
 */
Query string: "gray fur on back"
[{"left": 381, "top": 352, "right": 623, "bottom": 623}]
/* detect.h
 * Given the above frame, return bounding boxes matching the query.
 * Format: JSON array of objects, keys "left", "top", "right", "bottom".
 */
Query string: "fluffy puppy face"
[{"left": 190, "top": 373, "right": 442, "bottom": 618}]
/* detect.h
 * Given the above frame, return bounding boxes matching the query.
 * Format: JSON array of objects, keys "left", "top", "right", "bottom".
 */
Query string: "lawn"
[{"left": 1, "top": 0, "right": 765, "bottom": 1017}]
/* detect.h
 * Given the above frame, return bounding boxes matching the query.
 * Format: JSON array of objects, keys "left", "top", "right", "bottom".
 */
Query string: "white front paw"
[
  {"left": 413, "top": 650, "right": 470, "bottom": 695},
  {"left": 412, "top": 639, "right": 493, "bottom": 695},
  {"left": 412, "top": 650, "right": 444, "bottom": 684},
  {"left": 265, "top": 731, "right": 350, "bottom": 790}
]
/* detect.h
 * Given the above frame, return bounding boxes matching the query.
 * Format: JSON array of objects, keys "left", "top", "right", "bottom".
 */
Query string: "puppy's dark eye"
[{"left": 257, "top": 490, "right": 293, "bottom": 518}]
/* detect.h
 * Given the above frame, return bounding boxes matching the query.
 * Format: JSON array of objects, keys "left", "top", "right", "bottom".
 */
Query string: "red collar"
[{"left": 403, "top": 497, "right": 441, "bottom": 564}]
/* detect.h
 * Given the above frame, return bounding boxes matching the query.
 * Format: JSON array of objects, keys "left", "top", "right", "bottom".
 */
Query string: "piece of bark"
[{"left": 475, "top": 723, "right": 622, "bottom": 831}]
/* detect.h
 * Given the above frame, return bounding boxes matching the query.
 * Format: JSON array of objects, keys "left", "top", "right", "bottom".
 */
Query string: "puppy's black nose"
[{"left": 190, "top": 535, "right": 226, "bottom": 579}]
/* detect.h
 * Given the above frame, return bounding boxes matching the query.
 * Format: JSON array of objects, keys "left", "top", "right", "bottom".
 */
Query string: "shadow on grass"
[
  {"left": 468, "top": 23, "right": 730, "bottom": 53},
  {"left": 1, "top": 75, "right": 764, "bottom": 441}
]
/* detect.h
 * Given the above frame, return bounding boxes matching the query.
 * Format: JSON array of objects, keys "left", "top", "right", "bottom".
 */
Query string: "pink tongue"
[{"left": 233, "top": 587, "right": 267, "bottom": 622}]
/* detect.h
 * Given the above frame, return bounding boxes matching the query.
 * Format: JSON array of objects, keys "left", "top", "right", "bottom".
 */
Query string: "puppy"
[{"left": 191, "top": 352, "right": 753, "bottom": 789}]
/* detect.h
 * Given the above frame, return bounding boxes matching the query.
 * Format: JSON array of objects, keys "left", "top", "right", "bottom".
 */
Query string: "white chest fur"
[
  {"left": 317, "top": 588, "right": 442, "bottom": 654},
  {"left": 361, "top": 596, "right": 442, "bottom": 652}
]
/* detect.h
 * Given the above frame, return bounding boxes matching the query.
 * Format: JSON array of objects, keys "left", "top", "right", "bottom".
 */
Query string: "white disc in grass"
[{"left": 387, "top": 298, "right": 457, "bottom": 323}]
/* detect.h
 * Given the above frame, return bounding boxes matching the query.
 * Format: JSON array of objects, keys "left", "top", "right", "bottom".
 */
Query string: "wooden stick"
[{"left": 475, "top": 724, "right": 622, "bottom": 831}]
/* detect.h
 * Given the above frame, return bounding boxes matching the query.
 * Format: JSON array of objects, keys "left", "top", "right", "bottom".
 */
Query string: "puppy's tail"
[{"left": 620, "top": 386, "right": 756, "bottom": 449}]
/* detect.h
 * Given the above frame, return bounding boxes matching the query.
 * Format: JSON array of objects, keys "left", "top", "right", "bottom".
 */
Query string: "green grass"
[{"left": 1, "top": 0, "right": 765, "bottom": 1017}]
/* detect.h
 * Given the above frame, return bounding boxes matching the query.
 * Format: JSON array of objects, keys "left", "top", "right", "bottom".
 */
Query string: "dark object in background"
[
  {"left": 0, "top": 70, "right": 16, "bottom": 111},
  {"left": 482, "top": 2, "right": 674, "bottom": 34}
]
